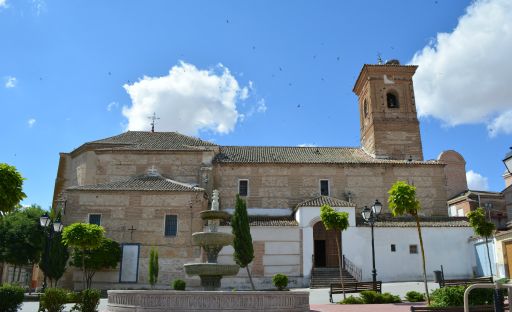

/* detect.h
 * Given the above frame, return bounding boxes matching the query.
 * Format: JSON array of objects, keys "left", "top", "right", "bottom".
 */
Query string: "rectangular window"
[
  {"left": 320, "top": 180, "right": 329, "bottom": 196},
  {"left": 391, "top": 244, "right": 396, "bottom": 252},
  {"left": 239, "top": 179, "right": 249, "bottom": 196},
  {"left": 164, "top": 215, "right": 178, "bottom": 237},
  {"left": 409, "top": 245, "right": 418, "bottom": 254},
  {"left": 88, "top": 214, "right": 101, "bottom": 226}
]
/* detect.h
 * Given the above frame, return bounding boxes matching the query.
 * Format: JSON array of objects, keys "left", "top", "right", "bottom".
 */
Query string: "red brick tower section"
[{"left": 353, "top": 62, "right": 424, "bottom": 160}]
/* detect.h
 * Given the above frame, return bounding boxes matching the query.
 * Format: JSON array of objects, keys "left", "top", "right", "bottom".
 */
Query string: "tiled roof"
[
  {"left": 222, "top": 216, "right": 298, "bottom": 227},
  {"left": 214, "top": 146, "right": 441, "bottom": 165},
  {"left": 296, "top": 196, "right": 355, "bottom": 208},
  {"left": 448, "top": 189, "right": 503, "bottom": 204},
  {"left": 74, "top": 131, "right": 217, "bottom": 153},
  {"left": 356, "top": 215, "right": 469, "bottom": 228},
  {"left": 67, "top": 174, "right": 204, "bottom": 192}
]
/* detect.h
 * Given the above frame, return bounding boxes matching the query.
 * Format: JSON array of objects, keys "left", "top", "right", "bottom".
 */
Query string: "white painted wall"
[{"left": 343, "top": 226, "right": 474, "bottom": 282}]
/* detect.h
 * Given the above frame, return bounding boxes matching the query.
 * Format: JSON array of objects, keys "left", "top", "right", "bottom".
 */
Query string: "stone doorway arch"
[{"left": 313, "top": 221, "right": 340, "bottom": 268}]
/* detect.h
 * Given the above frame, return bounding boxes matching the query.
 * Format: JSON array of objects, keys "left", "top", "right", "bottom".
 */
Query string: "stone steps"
[{"left": 310, "top": 267, "right": 357, "bottom": 288}]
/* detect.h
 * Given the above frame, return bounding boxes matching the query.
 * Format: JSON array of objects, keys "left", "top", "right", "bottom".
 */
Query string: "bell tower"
[{"left": 353, "top": 60, "right": 423, "bottom": 160}]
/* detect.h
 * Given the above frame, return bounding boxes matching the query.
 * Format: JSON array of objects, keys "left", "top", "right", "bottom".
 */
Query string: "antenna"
[{"left": 148, "top": 112, "right": 160, "bottom": 133}]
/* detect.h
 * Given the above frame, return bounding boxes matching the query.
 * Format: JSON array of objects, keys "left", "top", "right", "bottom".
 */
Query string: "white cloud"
[
  {"left": 298, "top": 143, "right": 317, "bottom": 147},
  {"left": 27, "top": 118, "right": 36, "bottom": 127},
  {"left": 32, "top": 0, "right": 46, "bottom": 15},
  {"left": 122, "top": 61, "right": 250, "bottom": 135},
  {"left": 466, "top": 170, "right": 489, "bottom": 191},
  {"left": 411, "top": 0, "right": 512, "bottom": 136},
  {"left": 5, "top": 76, "right": 17, "bottom": 88},
  {"left": 256, "top": 99, "right": 267, "bottom": 113},
  {"left": 106, "top": 101, "right": 119, "bottom": 112},
  {"left": 487, "top": 109, "right": 512, "bottom": 137},
  {"left": 0, "top": 0, "right": 8, "bottom": 8}
]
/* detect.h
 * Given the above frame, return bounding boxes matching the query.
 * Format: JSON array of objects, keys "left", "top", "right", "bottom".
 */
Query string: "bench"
[
  {"left": 410, "top": 304, "right": 508, "bottom": 312},
  {"left": 440, "top": 277, "right": 493, "bottom": 288},
  {"left": 329, "top": 281, "right": 382, "bottom": 303}
]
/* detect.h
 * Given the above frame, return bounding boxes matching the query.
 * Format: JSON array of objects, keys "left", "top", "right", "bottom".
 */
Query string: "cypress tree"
[
  {"left": 232, "top": 195, "right": 255, "bottom": 290},
  {"left": 148, "top": 247, "right": 159, "bottom": 288}
]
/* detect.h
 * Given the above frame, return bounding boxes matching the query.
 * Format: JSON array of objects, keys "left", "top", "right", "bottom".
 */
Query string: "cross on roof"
[{"left": 148, "top": 112, "right": 160, "bottom": 133}]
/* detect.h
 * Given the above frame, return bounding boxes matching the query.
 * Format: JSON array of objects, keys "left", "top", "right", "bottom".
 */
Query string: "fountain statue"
[{"left": 183, "top": 190, "right": 240, "bottom": 290}]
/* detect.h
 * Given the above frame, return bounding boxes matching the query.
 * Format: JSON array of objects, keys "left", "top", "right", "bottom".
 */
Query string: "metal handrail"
[{"left": 342, "top": 255, "right": 362, "bottom": 281}]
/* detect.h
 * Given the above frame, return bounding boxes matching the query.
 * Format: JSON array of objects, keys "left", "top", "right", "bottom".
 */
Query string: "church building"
[{"left": 54, "top": 62, "right": 475, "bottom": 290}]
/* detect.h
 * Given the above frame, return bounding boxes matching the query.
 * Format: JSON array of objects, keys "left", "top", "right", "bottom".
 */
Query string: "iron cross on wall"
[{"left": 128, "top": 225, "right": 136, "bottom": 241}]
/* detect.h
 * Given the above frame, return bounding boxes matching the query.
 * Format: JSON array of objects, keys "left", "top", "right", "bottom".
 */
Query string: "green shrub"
[
  {"left": 340, "top": 291, "right": 402, "bottom": 305},
  {"left": 39, "top": 288, "right": 69, "bottom": 312},
  {"left": 66, "top": 292, "right": 79, "bottom": 304},
  {"left": 360, "top": 290, "right": 382, "bottom": 304},
  {"left": 71, "top": 289, "right": 100, "bottom": 312},
  {"left": 0, "top": 284, "right": 24, "bottom": 312},
  {"left": 430, "top": 286, "right": 499, "bottom": 307},
  {"left": 172, "top": 279, "right": 186, "bottom": 291},
  {"left": 405, "top": 290, "right": 425, "bottom": 302},
  {"left": 272, "top": 274, "right": 288, "bottom": 290},
  {"left": 339, "top": 295, "right": 363, "bottom": 304},
  {"left": 381, "top": 292, "right": 402, "bottom": 303}
]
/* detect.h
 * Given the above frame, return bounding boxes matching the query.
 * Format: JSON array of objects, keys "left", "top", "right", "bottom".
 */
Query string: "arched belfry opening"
[{"left": 313, "top": 221, "right": 340, "bottom": 267}]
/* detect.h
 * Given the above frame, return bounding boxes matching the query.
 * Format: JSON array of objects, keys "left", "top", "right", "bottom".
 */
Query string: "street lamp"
[
  {"left": 503, "top": 147, "right": 512, "bottom": 174},
  {"left": 39, "top": 212, "right": 64, "bottom": 291},
  {"left": 361, "top": 199, "right": 382, "bottom": 287}
]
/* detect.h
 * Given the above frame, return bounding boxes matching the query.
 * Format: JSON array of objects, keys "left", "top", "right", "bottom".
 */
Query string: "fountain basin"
[
  {"left": 184, "top": 263, "right": 239, "bottom": 276},
  {"left": 107, "top": 290, "right": 310, "bottom": 311},
  {"left": 199, "top": 210, "right": 230, "bottom": 220},
  {"left": 192, "top": 232, "right": 233, "bottom": 247}
]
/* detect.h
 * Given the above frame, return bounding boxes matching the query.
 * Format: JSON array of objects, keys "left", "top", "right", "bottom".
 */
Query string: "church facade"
[{"left": 54, "top": 62, "right": 475, "bottom": 290}]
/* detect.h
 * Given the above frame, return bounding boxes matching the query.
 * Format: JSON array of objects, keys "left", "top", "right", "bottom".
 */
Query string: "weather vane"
[{"left": 148, "top": 112, "right": 160, "bottom": 133}]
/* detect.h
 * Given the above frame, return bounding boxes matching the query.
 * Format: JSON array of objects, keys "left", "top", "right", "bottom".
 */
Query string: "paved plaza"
[{"left": 19, "top": 281, "right": 438, "bottom": 312}]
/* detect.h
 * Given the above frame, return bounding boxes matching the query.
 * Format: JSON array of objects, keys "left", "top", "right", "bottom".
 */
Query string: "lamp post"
[
  {"left": 361, "top": 199, "right": 382, "bottom": 286},
  {"left": 504, "top": 147, "right": 512, "bottom": 174},
  {"left": 39, "top": 212, "right": 64, "bottom": 291}
]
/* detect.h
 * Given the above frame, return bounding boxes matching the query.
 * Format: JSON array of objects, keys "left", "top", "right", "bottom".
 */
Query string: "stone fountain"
[
  {"left": 107, "top": 189, "right": 309, "bottom": 311},
  {"left": 183, "top": 190, "right": 240, "bottom": 290}
]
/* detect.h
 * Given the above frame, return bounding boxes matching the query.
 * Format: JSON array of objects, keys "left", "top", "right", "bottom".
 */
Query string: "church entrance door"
[{"left": 313, "top": 221, "right": 340, "bottom": 267}]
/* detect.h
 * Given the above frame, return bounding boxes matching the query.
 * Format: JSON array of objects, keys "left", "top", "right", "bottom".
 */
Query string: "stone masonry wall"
[
  {"left": 61, "top": 190, "right": 207, "bottom": 290},
  {"left": 214, "top": 163, "right": 448, "bottom": 216}
]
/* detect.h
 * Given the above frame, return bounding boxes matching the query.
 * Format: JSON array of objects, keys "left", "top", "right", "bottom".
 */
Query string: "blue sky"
[{"left": 1, "top": 0, "right": 511, "bottom": 209}]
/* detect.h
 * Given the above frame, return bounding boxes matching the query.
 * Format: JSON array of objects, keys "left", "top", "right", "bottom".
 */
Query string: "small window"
[
  {"left": 391, "top": 244, "right": 396, "bottom": 252},
  {"left": 239, "top": 180, "right": 248, "bottom": 196},
  {"left": 320, "top": 180, "right": 329, "bottom": 196},
  {"left": 88, "top": 214, "right": 101, "bottom": 226},
  {"left": 164, "top": 215, "right": 178, "bottom": 237},
  {"left": 387, "top": 93, "right": 399, "bottom": 108},
  {"left": 409, "top": 245, "right": 418, "bottom": 254},
  {"left": 363, "top": 99, "right": 368, "bottom": 118}
]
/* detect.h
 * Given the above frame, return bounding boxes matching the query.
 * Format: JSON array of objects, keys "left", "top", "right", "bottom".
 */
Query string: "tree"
[
  {"left": 0, "top": 163, "right": 26, "bottom": 217},
  {"left": 69, "top": 237, "right": 121, "bottom": 289},
  {"left": 467, "top": 207, "right": 496, "bottom": 280},
  {"left": 320, "top": 204, "right": 349, "bottom": 299},
  {"left": 231, "top": 195, "right": 255, "bottom": 290},
  {"left": 0, "top": 205, "right": 45, "bottom": 282},
  {"left": 148, "top": 247, "right": 159, "bottom": 288},
  {"left": 388, "top": 181, "right": 430, "bottom": 305},
  {"left": 62, "top": 223, "right": 105, "bottom": 289}
]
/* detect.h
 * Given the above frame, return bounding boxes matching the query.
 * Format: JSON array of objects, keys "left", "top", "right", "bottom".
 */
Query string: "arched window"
[{"left": 387, "top": 92, "right": 399, "bottom": 108}]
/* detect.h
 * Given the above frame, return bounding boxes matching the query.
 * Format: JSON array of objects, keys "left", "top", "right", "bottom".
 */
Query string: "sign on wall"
[{"left": 119, "top": 243, "right": 140, "bottom": 283}]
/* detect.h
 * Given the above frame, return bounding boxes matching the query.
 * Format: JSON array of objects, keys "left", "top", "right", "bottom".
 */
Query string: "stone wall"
[
  {"left": 61, "top": 190, "right": 208, "bottom": 290},
  {"left": 214, "top": 163, "right": 448, "bottom": 216}
]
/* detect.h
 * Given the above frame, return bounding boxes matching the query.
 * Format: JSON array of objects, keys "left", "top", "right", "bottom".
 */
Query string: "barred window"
[
  {"left": 164, "top": 215, "right": 178, "bottom": 237},
  {"left": 239, "top": 180, "right": 249, "bottom": 196},
  {"left": 88, "top": 214, "right": 101, "bottom": 226}
]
